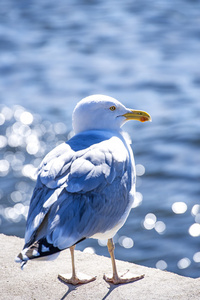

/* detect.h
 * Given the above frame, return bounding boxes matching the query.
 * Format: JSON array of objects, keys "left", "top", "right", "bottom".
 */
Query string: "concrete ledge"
[{"left": 0, "top": 234, "right": 199, "bottom": 300}]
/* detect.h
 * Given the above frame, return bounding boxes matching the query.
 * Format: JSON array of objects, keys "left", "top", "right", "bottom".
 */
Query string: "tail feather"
[{"left": 15, "top": 237, "right": 61, "bottom": 269}]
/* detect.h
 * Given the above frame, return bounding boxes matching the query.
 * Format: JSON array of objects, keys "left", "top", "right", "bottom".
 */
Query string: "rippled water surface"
[{"left": 0, "top": 0, "right": 200, "bottom": 278}]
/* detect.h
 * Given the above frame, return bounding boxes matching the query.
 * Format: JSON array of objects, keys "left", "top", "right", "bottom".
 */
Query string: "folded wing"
[{"left": 23, "top": 131, "right": 134, "bottom": 258}]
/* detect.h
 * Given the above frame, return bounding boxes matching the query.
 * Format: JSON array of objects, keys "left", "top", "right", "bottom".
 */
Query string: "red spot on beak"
[{"left": 140, "top": 117, "right": 148, "bottom": 122}]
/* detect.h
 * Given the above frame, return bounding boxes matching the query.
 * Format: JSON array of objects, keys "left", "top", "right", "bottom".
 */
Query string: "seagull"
[{"left": 15, "top": 95, "right": 151, "bottom": 285}]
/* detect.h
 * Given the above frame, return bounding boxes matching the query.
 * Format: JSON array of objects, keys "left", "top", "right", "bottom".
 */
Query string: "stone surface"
[{"left": 0, "top": 234, "right": 199, "bottom": 300}]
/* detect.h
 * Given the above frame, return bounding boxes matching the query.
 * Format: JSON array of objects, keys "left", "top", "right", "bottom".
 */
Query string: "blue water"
[{"left": 0, "top": 0, "right": 200, "bottom": 278}]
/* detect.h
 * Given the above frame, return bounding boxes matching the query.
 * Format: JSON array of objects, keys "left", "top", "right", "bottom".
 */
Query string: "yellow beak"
[{"left": 123, "top": 109, "right": 152, "bottom": 123}]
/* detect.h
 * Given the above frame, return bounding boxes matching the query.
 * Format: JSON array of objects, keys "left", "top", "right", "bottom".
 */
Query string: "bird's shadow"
[
  {"left": 102, "top": 283, "right": 119, "bottom": 300},
  {"left": 58, "top": 278, "right": 77, "bottom": 300},
  {"left": 102, "top": 279, "right": 140, "bottom": 300},
  {"left": 102, "top": 270, "right": 145, "bottom": 299}
]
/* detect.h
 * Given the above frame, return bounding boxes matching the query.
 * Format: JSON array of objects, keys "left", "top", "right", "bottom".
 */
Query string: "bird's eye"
[{"left": 109, "top": 106, "right": 116, "bottom": 111}]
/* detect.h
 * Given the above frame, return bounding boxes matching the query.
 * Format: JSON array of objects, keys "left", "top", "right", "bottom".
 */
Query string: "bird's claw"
[
  {"left": 58, "top": 273, "right": 96, "bottom": 285},
  {"left": 103, "top": 272, "right": 145, "bottom": 285}
]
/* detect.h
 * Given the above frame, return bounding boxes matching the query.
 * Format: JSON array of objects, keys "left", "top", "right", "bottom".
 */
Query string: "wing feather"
[{"left": 24, "top": 130, "right": 134, "bottom": 253}]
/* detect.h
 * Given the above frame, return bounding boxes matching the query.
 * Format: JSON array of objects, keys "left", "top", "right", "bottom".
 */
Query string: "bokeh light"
[
  {"left": 172, "top": 202, "right": 187, "bottom": 214},
  {"left": 155, "top": 221, "right": 166, "bottom": 235},
  {"left": 83, "top": 247, "right": 95, "bottom": 254},
  {"left": 132, "top": 192, "right": 143, "bottom": 208},
  {"left": 98, "top": 239, "right": 107, "bottom": 247},
  {"left": 191, "top": 204, "right": 200, "bottom": 217},
  {"left": 177, "top": 258, "right": 191, "bottom": 270},
  {"left": 20, "top": 111, "right": 34, "bottom": 125},
  {"left": 156, "top": 260, "right": 167, "bottom": 271},
  {"left": 118, "top": 236, "right": 134, "bottom": 249},
  {"left": 193, "top": 252, "right": 200, "bottom": 263},
  {"left": 136, "top": 164, "right": 145, "bottom": 176},
  {"left": 0, "top": 160, "right": 10, "bottom": 176},
  {"left": 143, "top": 213, "right": 157, "bottom": 230},
  {"left": 188, "top": 223, "right": 200, "bottom": 237},
  {"left": 0, "top": 135, "right": 7, "bottom": 148},
  {"left": 0, "top": 113, "right": 5, "bottom": 126}
]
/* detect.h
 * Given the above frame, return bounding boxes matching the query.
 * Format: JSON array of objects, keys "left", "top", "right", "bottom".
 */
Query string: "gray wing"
[
  {"left": 24, "top": 132, "right": 135, "bottom": 254},
  {"left": 24, "top": 142, "right": 74, "bottom": 246}
]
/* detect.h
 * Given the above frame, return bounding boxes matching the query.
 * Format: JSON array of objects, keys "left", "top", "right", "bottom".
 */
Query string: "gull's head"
[{"left": 72, "top": 94, "right": 151, "bottom": 134}]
